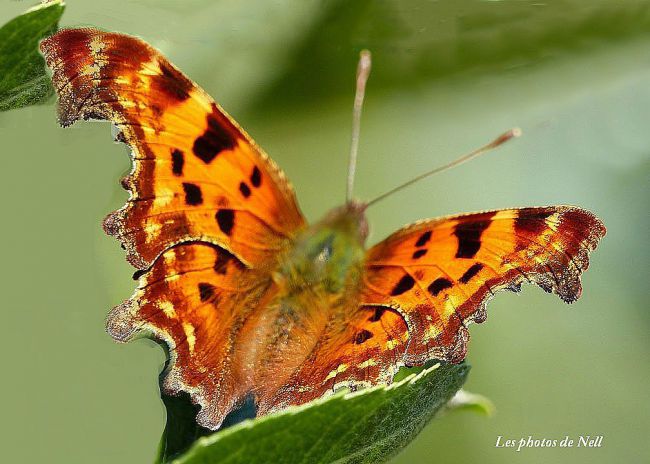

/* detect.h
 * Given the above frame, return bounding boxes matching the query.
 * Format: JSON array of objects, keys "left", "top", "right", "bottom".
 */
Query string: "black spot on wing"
[
  {"left": 193, "top": 108, "right": 236, "bottom": 163},
  {"left": 353, "top": 329, "right": 373, "bottom": 344},
  {"left": 214, "top": 251, "right": 232, "bottom": 275},
  {"left": 454, "top": 213, "right": 494, "bottom": 258},
  {"left": 391, "top": 274, "right": 415, "bottom": 296},
  {"left": 415, "top": 231, "right": 432, "bottom": 247},
  {"left": 459, "top": 263, "right": 483, "bottom": 284},
  {"left": 150, "top": 104, "right": 163, "bottom": 117},
  {"left": 412, "top": 249, "right": 428, "bottom": 260},
  {"left": 182, "top": 182, "right": 203, "bottom": 205},
  {"left": 250, "top": 166, "right": 262, "bottom": 187},
  {"left": 428, "top": 278, "right": 453, "bottom": 296},
  {"left": 198, "top": 282, "right": 216, "bottom": 302},
  {"left": 369, "top": 307, "right": 386, "bottom": 322},
  {"left": 514, "top": 208, "right": 553, "bottom": 235},
  {"left": 132, "top": 269, "right": 146, "bottom": 281},
  {"left": 239, "top": 182, "right": 251, "bottom": 198},
  {"left": 153, "top": 61, "right": 192, "bottom": 101},
  {"left": 216, "top": 209, "right": 235, "bottom": 235},
  {"left": 171, "top": 149, "right": 184, "bottom": 176}
]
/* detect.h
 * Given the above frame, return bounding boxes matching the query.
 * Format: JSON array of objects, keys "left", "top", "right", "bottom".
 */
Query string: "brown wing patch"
[
  {"left": 107, "top": 242, "right": 271, "bottom": 429},
  {"left": 255, "top": 306, "right": 409, "bottom": 415},
  {"left": 361, "top": 206, "right": 605, "bottom": 365},
  {"left": 41, "top": 29, "right": 305, "bottom": 269}
]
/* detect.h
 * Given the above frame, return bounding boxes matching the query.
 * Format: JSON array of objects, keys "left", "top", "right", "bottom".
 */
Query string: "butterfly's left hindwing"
[
  {"left": 108, "top": 242, "right": 271, "bottom": 428},
  {"left": 361, "top": 206, "right": 605, "bottom": 364}
]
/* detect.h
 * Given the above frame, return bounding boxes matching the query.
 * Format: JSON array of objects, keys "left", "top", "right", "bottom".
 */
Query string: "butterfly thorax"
[{"left": 274, "top": 201, "right": 368, "bottom": 297}]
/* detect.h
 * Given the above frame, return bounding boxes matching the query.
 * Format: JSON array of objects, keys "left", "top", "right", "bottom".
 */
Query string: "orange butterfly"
[{"left": 41, "top": 29, "right": 605, "bottom": 430}]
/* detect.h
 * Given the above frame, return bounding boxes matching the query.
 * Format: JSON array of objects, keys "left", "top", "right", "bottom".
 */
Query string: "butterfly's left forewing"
[
  {"left": 361, "top": 206, "right": 605, "bottom": 365},
  {"left": 41, "top": 29, "right": 305, "bottom": 270}
]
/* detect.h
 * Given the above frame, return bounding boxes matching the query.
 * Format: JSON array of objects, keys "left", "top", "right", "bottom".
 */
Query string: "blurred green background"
[{"left": 1, "top": 0, "right": 649, "bottom": 463}]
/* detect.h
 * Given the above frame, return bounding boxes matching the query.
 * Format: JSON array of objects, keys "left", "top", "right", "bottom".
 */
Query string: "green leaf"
[
  {"left": 0, "top": 0, "right": 65, "bottom": 112},
  {"left": 168, "top": 362, "right": 468, "bottom": 464},
  {"left": 155, "top": 391, "right": 260, "bottom": 463},
  {"left": 254, "top": 0, "right": 650, "bottom": 110},
  {"left": 443, "top": 389, "right": 495, "bottom": 417}
]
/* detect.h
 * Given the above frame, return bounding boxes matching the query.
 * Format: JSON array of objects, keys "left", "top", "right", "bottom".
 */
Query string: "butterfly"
[{"left": 41, "top": 28, "right": 605, "bottom": 431}]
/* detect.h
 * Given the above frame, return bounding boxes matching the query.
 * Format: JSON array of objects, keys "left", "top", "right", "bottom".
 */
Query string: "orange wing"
[
  {"left": 41, "top": 29, "right": 305, "bottom": 269},
  {"left": 41, "top": 28, "right": 307, "bottom": 429},
  {"left": 361, "top": 206, "right": 605, "bottom": 365},
  {"left": 107, "top": 242, "right": 271, "bottom": 428},
  {"left": 255, "top": 305, "right": 409, "bottom": 415}
]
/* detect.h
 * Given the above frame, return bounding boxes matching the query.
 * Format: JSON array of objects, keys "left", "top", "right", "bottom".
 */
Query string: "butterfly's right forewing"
[{"left": 361, "top": 206, "right": 605, "bottom": 365}]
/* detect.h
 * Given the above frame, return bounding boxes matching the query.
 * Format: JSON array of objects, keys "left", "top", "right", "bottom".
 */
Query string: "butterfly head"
[{"left": 323, "top": 199, "right": 369, "bottom": 244}]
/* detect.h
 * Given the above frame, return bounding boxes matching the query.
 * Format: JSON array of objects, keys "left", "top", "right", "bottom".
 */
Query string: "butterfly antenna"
[
  {"left": 365, "top": 127, "right": 522, "bottom": 208},
  {"left": 346, "top": 50, "right": 372, "bottom": 203}
]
